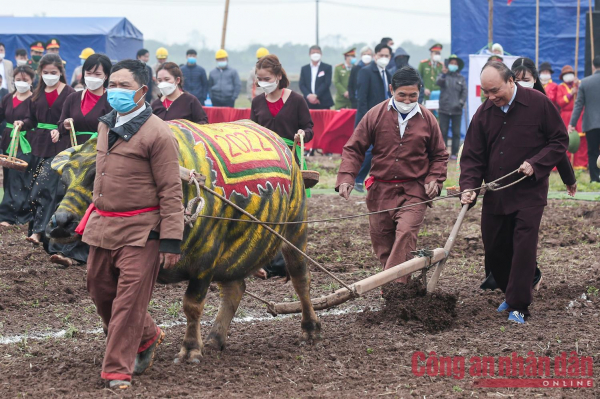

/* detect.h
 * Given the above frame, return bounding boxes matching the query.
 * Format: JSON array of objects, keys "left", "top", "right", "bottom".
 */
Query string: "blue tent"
[
  {"left": 451, "top": 0, "right": 594, "bottom": 82},
  {"left": 0, "top": 17, "right": 143, "bottom": 81}
]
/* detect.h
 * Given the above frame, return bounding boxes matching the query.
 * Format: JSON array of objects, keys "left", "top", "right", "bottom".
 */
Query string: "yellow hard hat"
[
  {"left": 156, "top": 47, "right": 169, "bottom": 59},
  {"left": 79, "top": 47, "right": 95, "bottom": 60},
  {"left": 256, "top": 47, "right": 269, "bottom": 59},
  {"left": 215, "top": 49, "right": 228, "bottom": 59}
]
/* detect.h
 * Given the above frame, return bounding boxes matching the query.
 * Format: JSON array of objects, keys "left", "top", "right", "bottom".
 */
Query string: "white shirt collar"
[
  {"left": 387, "top": 98, "right": 423, "bottom": 119},
  {"left": 115, "top": 103, "right": 147, "bottom": 128},
  {"left": 311, "top": 61, "right": 321, "bottom": 69},
  {"left": 387, "top": 99, "right": 423, "bottom": 138},
  {"left": 500, "top": 84, "right": 517, "bottom": 113}
]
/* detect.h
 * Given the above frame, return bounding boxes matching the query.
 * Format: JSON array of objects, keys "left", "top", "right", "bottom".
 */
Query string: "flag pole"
[
  {"left": 221, "top": 0, "right": 231, "bottom": 50},
  {"left": 488, "top": 0, "right": 494, "bottom": 47},
  {"left": 575, "top": 0, "right": 581, "bottom": 74}
]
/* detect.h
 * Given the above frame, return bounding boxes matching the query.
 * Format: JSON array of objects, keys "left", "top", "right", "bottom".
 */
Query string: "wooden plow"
[
  {"left": 179, "top": 166, "right": 469, "bottom": 317},
  {"left": 269, "top": 204, "right": 469, "bottom": 316}
]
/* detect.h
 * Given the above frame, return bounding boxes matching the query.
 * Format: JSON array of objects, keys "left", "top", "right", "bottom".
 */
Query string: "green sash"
[
  {"left": 37, "top": 123, "right": 59, "bottom": 130},
  {"left": 282, "top": 137, "right": 311, "bottom": 198},
  {"left": 75, "top": 131, "right": 98, "bottom": 140},
  {"left": 5, "top": 123, "right": 32, "bottom": 155}
]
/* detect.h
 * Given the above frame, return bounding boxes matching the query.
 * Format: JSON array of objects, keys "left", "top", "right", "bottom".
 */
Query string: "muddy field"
[{"left": 1, "top": 196, "right": 599, "bottom": 398}]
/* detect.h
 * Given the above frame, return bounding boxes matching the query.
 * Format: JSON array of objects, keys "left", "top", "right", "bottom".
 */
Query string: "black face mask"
[{"left": 395, "top": 56, "right": 409, "bottom": 69}]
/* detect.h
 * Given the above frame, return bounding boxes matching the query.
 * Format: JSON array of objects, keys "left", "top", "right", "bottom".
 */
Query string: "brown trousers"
[
  {"left": 368, "top": 196, "right": 427, "bottom": 275},
  {"left": 481, "top": 206, "right": 545, "bottom": 316},
  {"left": 87, "top": 239, "right": 161, "bottom": 381}
]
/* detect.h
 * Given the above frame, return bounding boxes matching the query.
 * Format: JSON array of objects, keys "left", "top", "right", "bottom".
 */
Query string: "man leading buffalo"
[
  {"left": 460, "top": 61, "right": 568, "bottom": 324},
  {"left": 76, "top": 59, "right": 184, "bottom": 389},
  {"left": 336, "top": 67, "right": 448, "bottom": 284}
]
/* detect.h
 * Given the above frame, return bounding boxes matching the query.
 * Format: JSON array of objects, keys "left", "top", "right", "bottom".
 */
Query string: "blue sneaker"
[
  {"left": 354, "top": 183, "right": 364, "bottom": 193},
  {"left": 497, "top": 301, "right": 509, "bottom": 312},
  {"left": 508, "top": 311, "right": 526, "bottom": 324}
]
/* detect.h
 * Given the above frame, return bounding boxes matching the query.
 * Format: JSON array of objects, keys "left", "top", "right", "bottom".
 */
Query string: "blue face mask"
[
  {"left": 107, "top": 86, "right": 145, "bottom": 113},
  {"left": 187, "top": 57, "right": 197, "bottom": 64},
  {"left": 350, "top": 57, "right": 357, "bottom": 65},
  {"left": 217, "top": 61, "right": 228, "bottom": 68},
  {"left": 448, "top": 64, "right": 459, "bottom": 73},
  {"left": 80, "top": 58, "right": 85, "bottom": 66}
]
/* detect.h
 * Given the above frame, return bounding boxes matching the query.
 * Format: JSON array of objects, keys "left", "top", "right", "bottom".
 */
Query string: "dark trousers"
[
  {"left": 439, "top": 112, "right": 462, "bottom": 156},
  {"left": 355, "top": 145, "right": 373, "bottom": 184},
  {"left": 0, "top": 151, "right": 35, "bottom": 225},
  {"left": 211, "top": 98, "right": 235, "bottom": 108},
  {"left": 28, "top": 156, "right": 61, "bottom": 235},
  {"left": 87, "top": 240, "right": 161, "bottom": 381},
  {"left": 481, "top": 206, "right": 545, "bottom": 316},
  {"left": 587, "top": 129, "right": 600, "bottom": 182}
]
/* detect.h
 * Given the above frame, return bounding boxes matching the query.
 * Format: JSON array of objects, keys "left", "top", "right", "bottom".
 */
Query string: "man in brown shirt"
[
  {"left": 460, "top": 62, "right": 568, "bottom": 324},
  {"left": 80, "top": 60, "right": 184, "bottom": 389},
  {"left": 336, "top": 67, "right": 448, "bottom": 283}
]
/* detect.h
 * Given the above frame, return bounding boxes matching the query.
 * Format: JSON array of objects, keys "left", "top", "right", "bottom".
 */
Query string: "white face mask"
[
  {"left": 16, "top": 59, "right": 27, "bottom": 66},
  {"left": 394, "top": 99, "right": 418, "bottom": 114},
  {"left": 258, "top": 80, "right": 278, "bottom": 95},
  {"left": 0, "top": 52, "right": 5, "bottom": 61},
  {"left": 432, "top": 54, "right": 442, "bottom": 63},
  {"left": 517, "top": 80, "right": 535, "bottom": 89},
  {"left": 14, "top": 81, "right": 31, "bottom": 93},
  {"left": 562, "top": 73, "right": 575, "bottom": 83},
  {"left": 157, "top": 81, "right": 177, "bottom": 96},
  {"left": 539, "top": 73, "right": 551, "bottom": 83},
  {"left": 361, "top": 54, "right": 372, "bottom": 64},
  {"left": 376, "top": 57, "right": 390, "bottom": 68},
  {"left": 310, "top": 53, "right": 322, "bottom": 63},
  {"left": 42, "top": 74, "right": 60, "bottom": 87},
  {"left": 84, "top": 76, "right": 105, "bottom": 91}
]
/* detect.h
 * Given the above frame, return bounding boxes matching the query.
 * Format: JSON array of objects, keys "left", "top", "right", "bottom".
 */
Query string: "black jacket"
[
  {"left": 355, "top": 61, "right": 391, "bottom": 126},
  {"left": 299, "top": 62, "right": 334, "bottom": 109}
]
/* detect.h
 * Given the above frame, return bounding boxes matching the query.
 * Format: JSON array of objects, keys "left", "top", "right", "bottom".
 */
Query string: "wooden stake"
[
  {"left": 488, "top": 0, "right": 494, "bottom": 46},
  {"left": 576, "top": 0, "right": 582, "bottom": 74},
  {"left": 220, "top": 0, "right": 231, "bottom": 50},
  {"left": 535, "top": 0, "right": 540, "bottom": 68}
]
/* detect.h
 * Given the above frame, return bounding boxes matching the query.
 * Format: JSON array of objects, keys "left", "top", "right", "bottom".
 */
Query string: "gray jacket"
[
  {"left": 436, "top": 72, "right": 467, "bottom": 115},
  {"left": 208, "top": 66, "right": 241, "bottom": 103},
  {"left": 570, "top": 70, "right": 600, "bottom": 131}
]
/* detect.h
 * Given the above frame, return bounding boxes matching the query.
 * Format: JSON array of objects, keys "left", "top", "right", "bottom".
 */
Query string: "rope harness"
[{"left": 183, "top": 167, "right": 529, "bottom": 303}]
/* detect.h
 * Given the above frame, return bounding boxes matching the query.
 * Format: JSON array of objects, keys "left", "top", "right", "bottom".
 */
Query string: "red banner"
[{"left": 203, "top": 107, "right": 357, "bottom": 154}]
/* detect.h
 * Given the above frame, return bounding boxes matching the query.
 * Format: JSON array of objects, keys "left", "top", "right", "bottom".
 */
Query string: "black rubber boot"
[{"left": 134, "top": 328, "right": 165, "bottom": 375}]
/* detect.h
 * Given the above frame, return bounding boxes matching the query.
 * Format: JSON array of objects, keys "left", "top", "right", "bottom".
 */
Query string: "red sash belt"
[
  {"left": 365, "top": 176, "right": 413, "bottom": 191},
  {"left": 75, "top": 203, "right": 160, "bottom": 235}
]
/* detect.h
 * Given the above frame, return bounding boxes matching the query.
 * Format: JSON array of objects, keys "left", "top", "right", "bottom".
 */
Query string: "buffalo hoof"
[
  {"left": 205, "top": 334, "right": 226, "bottom": 351},
  {"left": 174, "top": 347, "right": 202, "bottom": 364},
  {"left": 301, "top": 320, "right": 322, "bottom": 343}
]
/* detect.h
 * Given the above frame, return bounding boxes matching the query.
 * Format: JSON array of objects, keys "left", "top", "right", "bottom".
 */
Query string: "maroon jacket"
[
  {"left": 58, "top": 90, "right": 112, "bottom": 144},
  {"left": 250, "top": 90, "right": 314, "bottom": 143},
  {"left": 336, "top": 100, "right": 448, "bottom": 209},
  {"left": 29, "top": 85, "right": 76, "bottom": 158},
  {"left": 151, "top": 92, "right": 208, "bottom": 124},
  {"left": 459, "top": 86, "right": 568, "bottom": 215},
  {"left": 0, "top": 94, "right": 33, "bottom": 152}
]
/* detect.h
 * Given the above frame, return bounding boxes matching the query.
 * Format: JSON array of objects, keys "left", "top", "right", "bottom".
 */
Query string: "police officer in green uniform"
[
  {"left": 418, "top": 43, "right": 444, "bottom": 101},
  {"left": 333, "top": 48, "right": 356, "bottom": 110}
]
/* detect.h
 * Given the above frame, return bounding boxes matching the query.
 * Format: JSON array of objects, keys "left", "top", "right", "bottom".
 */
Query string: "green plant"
[
  {"left": 64, "top": 324, "right": 78, "bottom": 339},
  {"left": 500, "top": 326, "right": 505, "bottom": 332},
  {"left": 366, "top": 348, "right": 374, "bottom": 355},
  {"left": 167, "top": 301, "right": 181, "bottom": 317},
  {"left": 453, "top": 386, "right": 463, "bottom": 393},
  {"left": 586, "top": 286, "right": 599, "bottom": 296}
]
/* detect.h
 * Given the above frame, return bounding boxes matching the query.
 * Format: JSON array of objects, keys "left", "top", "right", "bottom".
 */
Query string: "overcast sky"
[{"left": 2, "top": 0, "right": 451, "bottom": 49}]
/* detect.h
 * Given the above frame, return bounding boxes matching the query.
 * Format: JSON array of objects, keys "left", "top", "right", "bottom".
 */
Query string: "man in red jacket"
[
  {"left": 336, "top": 67, "right": 448, "bottom": 284},
  {"left": 460, "top": 62, "right": 568, "bottom": 324}
]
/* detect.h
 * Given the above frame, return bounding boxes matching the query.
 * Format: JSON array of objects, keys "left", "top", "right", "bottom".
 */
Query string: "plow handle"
[{"left": 427, "top": 204, "right": 469, "bottom": 292}]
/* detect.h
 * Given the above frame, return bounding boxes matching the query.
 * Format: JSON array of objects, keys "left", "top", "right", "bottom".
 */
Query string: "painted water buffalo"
[{"left": 47, "top": 119, "right": 320, "bottom": 363}]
